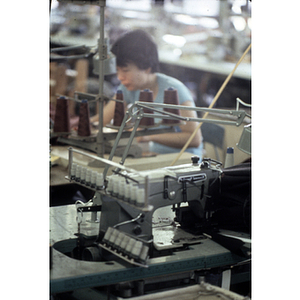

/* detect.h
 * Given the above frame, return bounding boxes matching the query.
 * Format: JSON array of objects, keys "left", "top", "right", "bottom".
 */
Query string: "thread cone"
[
  {"left": 113, "top": 90, "right": 125, "bottom": 126},
  {"left": 77, "top": 100, "right": 91, "bottom": 136},
  {"left": 53, "top": 96, "right": 71, "bottom": 133},
  {"left": 139, "top": 89, "right": 154, "bottom": 126},
  {"left": 162, "top": 87, "right": 180, "bottom": 124}
]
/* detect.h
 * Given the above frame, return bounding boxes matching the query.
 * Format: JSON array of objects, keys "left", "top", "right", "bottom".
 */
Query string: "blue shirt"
[{"left": 117, "top": 73, "right": 203, "bottom": 158}]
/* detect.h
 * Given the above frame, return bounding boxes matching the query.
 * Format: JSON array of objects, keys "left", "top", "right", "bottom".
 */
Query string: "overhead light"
[
  {"left": 231, "top": 4, "right": 242, "bottom": 14},
  {"left": 173, "top": 48, "right": 182, "bottom": 57},
  {"left": 122, "top": 10, "right": 151, "bottom": 20},
  {"left": 247, "top": 18, "right": 252, "bottom": 30},
  {"left": 230, "top": 16, "right": 246, "bottom": 32},
  {"left": 162, "top": 34, "right": 186, "bottom": 48},
  {"left": 173, "top": 14, "right": 218, "bottom": 29},
  {"left": 198, "top": 17, "right": 219, "bottom": 29},
  {"left": 173, "top": 14, "right": 198, "bottom": 26}
]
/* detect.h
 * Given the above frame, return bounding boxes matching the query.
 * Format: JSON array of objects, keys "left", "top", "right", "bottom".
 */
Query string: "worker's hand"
[{"left": 70, "top": 116, "right": 79, "bottom": 129}]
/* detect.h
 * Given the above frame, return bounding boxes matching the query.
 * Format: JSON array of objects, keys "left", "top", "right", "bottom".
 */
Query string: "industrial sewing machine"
[
  {"left": 50, "top": 1, "right": 251, "bottom": 298},
  {"left": 59, "top": 95, "right": 251, "bottom": 269},
  {"left": 67, "top": 150, "right": 222, "bottom": 266}
]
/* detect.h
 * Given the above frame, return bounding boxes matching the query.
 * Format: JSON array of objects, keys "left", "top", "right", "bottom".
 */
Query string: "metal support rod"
[
  {"left": 119, "top": 113, "right": 143, "bottom": 166},
  {"left": 50, "top": 45, "right": 88, "bottom": 52},
  {"left": 69, "top": 147, "right": 140, "bottom": 176},
  {"left": 68, "top": 147, "right": 73, "bottom": 180},
  {"left": 102, "top": 110, "right": 131, "bottom": 180},
  {"left": 96, "top": 0, "right": 106, "bottom": 158},
  {"left": 144, "top": 175, "right": 149, "bottom": 209},
  {"left": 133, "top": 101, "right": 231, "bottom": 114},
  {"left": 140, "top": 113, "right": 242, "bottom": 126},
  {"left": 102, "top": 109, "right": 142, "bottom": 180},
  {"left": 50, "top": 53, "right": 92, "bottom": 60},
  {"left": 133, "top": 102, "right": 246, "bottom": 126},
  {"left": 137, "top": 102, "right": 243, "bottom": 115}
]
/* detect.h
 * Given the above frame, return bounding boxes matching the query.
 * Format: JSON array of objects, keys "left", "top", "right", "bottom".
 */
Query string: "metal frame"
[{"left": 102, "top": 100, "right": 247, "bottom": 179}]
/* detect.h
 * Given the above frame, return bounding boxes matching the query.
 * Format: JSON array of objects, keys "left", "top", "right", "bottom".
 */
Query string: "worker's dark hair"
[{"left": 110, "top": 29, "right": 159, "bottom": 73}]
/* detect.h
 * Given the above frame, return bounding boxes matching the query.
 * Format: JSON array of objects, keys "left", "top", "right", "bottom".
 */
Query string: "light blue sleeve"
[{"left": 172, "top": 81, "right": 194, "bottom": 105}]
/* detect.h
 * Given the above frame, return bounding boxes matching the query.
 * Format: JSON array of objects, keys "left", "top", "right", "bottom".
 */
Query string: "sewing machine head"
[{"left": 95, "top": 156, "right": 222, "bottom": 266}]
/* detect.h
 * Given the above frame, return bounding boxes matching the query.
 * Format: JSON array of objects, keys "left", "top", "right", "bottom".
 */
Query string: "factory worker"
[{"left": 93, "top": 29, "right": 203, "bottom": 157}]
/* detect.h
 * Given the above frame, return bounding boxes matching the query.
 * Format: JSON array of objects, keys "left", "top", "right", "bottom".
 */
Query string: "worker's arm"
[
  {"left": 90, "top": 99, "right": 116, "bottom": 126},
  {"left": 137, "top": 100, "right": 202, "bottom": 148}
]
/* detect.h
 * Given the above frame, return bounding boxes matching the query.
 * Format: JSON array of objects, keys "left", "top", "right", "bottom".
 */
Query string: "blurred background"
[{"left": 49, "top": 0, "right": 251, "bottom": 164}]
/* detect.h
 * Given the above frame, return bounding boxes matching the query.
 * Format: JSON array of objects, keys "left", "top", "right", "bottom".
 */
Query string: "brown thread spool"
[
  {"left": 162, "top": 87, "right": 181, "bottom": 125},
  {"left": 113, "top": 90, "right": 125, "bottom": 126},
  {"left": 53, "top": 96, "right": 71, "bottom": 133},
  {"left": 77, "top": 100, "right": 91, "bottom": 136},
  {"left": 139, "top": 89, "right": 154, "bottom": 126}
]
